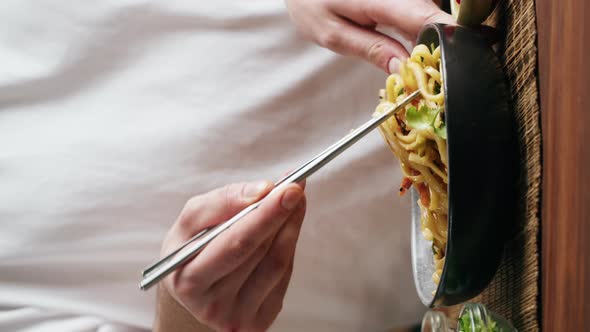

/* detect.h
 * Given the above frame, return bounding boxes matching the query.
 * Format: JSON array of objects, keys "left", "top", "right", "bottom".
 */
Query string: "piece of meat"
[
  {"left": 416, "top": 182, "right": 431, "bottom": 207},
  {"left": 399, "top": 177, "right": 413, "bottom": 196}
]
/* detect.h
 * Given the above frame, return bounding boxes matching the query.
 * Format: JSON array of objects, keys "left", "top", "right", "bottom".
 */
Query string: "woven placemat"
[{"left": 447, "top": 1, "right": 543, "bottom": 331}]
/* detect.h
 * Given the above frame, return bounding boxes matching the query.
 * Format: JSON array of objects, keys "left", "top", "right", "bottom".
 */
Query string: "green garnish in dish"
[
  {"left": 405, "top": 105, "right": 447, "bottom": 139},
  {"left": 406, "top": 105, "right": 438, "bottom": 129},
  {"left": 458, "top": 310, "right": 501, "bottom": 332},
  {"left": 433, "top": 111, "right": 447, "bottom": 139}
]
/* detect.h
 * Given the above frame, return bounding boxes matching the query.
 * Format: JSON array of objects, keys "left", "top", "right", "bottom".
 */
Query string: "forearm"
[{"left": 154, "top": 286, "right": 214, "bottom": 332}]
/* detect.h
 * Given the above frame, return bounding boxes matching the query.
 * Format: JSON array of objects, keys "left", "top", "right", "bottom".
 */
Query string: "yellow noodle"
[{"left": 373, "top": 44, "right": 448, "bottom": 284}]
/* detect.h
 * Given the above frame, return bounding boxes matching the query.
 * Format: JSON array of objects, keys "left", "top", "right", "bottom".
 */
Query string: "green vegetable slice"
[
  {"left": 406, "top": 105, "right": 439, "bottom": 130},
  {"left": 458, "top": 308, "right": 502, "bottom": 332},
  {"left": 434, "top": 123, "right": 447, "bottom": 139},
  {"left": 406, "top": 105, "right": 447, "bottom": 139}
]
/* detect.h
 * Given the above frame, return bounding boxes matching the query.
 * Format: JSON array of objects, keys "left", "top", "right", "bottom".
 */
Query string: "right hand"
[
  {"left": 158, "top": 181, "right": 307, "bottom": 332},
  {"left": 285, "top": 0, "right": 454, "bottom": 73}
]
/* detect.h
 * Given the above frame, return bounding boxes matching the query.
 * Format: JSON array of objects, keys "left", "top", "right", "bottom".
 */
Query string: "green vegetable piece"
[
  {"left": 406, "top": 105, "right": 447, "bottom": 140},
  {"left": 406, "top": 105, "right": 439, "bottom": 130},
  {"left": 458, "top": 309, "right": 502, "bottom": 332},
  {"left": 434, "top": 123, "right": 447, "bottom": 139},
  {"left": 459, "top": 312, "right": 471, "bottom": 332}
]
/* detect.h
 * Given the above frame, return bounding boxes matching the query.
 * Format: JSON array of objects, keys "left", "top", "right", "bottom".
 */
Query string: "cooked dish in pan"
[{"left": 374, "top": 44, "right": 448, "bottom": 284}]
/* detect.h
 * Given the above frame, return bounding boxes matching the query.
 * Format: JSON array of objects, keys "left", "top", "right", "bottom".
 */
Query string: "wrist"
[{"left": 154, "top": 285, "right": 213, "bottom": 332}]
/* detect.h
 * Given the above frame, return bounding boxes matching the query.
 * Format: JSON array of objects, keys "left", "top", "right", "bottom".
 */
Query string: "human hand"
[
  {"left": 158, "top": 181, "right": 306, "bottom": 332},
  {"left": 286, "top": 0, "right": 454, "bottom": 73}
]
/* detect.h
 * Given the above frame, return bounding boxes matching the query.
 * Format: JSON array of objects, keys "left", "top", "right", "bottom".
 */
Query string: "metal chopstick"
[
  {"left": 141, "top": 119, "right": 366, "bottom": 278},
  {"left": 139, "top": 90, "right": 420, "bottom": 291}
]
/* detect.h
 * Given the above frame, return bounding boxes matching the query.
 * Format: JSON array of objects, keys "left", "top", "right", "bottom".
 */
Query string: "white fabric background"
[{"left": 0, "top": 1, "right": 424, "bottom": 331}]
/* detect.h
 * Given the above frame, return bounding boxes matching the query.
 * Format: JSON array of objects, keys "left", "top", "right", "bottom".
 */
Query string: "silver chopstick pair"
[{"left": 139, "top": 90, "right": 420, "bottom": 291}]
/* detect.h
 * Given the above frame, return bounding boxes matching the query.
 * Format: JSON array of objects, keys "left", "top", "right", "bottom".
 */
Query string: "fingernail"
[
  {"left": 244, "top": 181, "right": 271, "bottom": 201},
  {"left": 281, "top": 188, "right": 303, "bottom": 211},
  {"left": 388, "top": 57, "right": 401, "bottom": 74}
]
